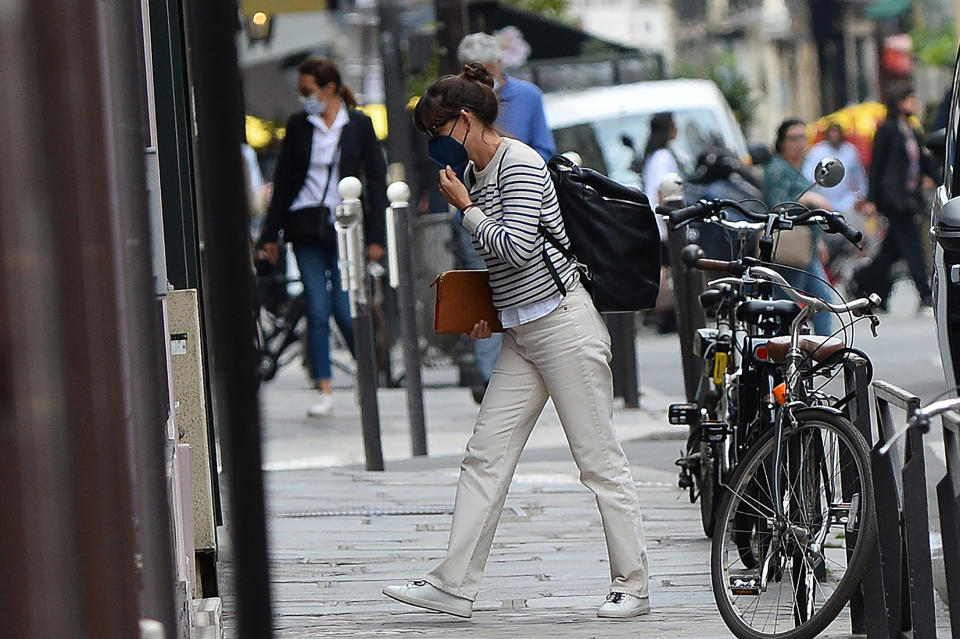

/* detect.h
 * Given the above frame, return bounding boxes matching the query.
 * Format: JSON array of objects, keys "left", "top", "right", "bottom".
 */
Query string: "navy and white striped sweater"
[{"left": 462, "top": 138, "right": 578, "bottom": 311}]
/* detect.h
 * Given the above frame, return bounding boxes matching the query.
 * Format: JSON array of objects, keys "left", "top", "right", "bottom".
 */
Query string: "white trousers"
[{"left": 425, "top": 286, "right": 648, "bottom": 601}]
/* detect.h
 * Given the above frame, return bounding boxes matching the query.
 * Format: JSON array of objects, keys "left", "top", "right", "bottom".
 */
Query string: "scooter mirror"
[{"left": 813, "top": 156, "right": 845, "bottom": 188}]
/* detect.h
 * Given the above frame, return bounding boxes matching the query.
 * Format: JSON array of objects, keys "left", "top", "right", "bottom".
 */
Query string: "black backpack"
[{"left": 542, "top": 154, "right": 661, "bottom": 312}]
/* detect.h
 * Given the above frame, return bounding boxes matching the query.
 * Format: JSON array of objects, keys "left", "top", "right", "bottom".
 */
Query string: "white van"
[{"left": 542, "top": 78, "right": 750, "bottom": 190}]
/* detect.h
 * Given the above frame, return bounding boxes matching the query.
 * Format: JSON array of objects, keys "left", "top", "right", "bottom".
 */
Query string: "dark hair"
[
  {"left": 884, "top": 81, "right": 915, "bottom": 119},
  {"left": 775, "top": 118, "right": 805, "bottom": 153},
  {"left": 643, "top": 112, "right": 675, "bottom": 161},
  {"left": 297, "top": 55, "right": 357, "bottom": 108},
  {"left": 413, "top": 63, "right": 499, "bottom": 133}
]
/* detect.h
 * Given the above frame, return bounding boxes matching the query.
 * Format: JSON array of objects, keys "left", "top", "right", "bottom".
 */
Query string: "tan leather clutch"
[{"left": 430, "top": 270, "right": 504, "bottom": 334}]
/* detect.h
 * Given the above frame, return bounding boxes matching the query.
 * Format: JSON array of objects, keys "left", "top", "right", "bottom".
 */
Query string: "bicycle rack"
[
  {"left": 867, "top": 379, "right": 936, "bottom": 639},
  {"left": 937, "top": 410, "right": 960, "bottom": 639},
  {"left": 840, "top": 355, "right": 882, "bottom": 636}
]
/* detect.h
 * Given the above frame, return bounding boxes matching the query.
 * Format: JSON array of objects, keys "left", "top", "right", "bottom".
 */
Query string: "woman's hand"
[
  {"left": 468, "top": 320, "right": 492, "bottom": 340},
  {"left": 438, "top": 166, "right": 473, "bottom": 211},
  {"left": 366, "top": 243, "right": 385, "bottom": 262},
  {"left": 262, "top": 242, "right": 280, "bottom": 263}
]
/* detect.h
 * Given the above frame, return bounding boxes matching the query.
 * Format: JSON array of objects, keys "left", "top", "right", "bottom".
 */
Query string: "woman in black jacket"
[
  {"left": 259, "top": 56, "right": 387, "bottom": 416},
  {"left": 852, "top": 82, "right": 936, "bottom": 310}
]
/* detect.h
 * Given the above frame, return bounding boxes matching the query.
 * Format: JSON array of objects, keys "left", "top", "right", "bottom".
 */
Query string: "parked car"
[{"left": 542, "top": 78, "right": 751, "bottom": 191}]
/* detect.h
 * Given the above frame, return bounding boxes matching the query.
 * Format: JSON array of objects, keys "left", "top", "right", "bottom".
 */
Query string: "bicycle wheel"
[{"left": 710, "top": 408, "right": 875, "bottom": 639}]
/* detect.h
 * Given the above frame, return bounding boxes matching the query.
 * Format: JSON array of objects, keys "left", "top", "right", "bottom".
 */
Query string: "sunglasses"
[{"left": 425, "top": 113, "right": 459, "bottom": 139}]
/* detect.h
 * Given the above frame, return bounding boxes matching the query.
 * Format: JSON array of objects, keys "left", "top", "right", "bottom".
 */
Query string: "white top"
[
  {"left": 802, "top": 140, "right": 868, "bottom": 213},
  {"left": 290, "top": 102, "right": 349, "bottom": 215},
  {"left": 643, "top": 147, "right": 678, "bottom": 240},
  {"left": 497, "top": 292, "right": 563, "bottom": 328},
  {"left": 461, "top": 138, "right": 578, "bottom": 322}
]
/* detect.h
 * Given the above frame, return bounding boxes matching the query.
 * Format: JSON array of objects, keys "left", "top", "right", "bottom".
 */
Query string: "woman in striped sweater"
[{"left": 383, "top": 63, "right": 650, "bottom": 620}]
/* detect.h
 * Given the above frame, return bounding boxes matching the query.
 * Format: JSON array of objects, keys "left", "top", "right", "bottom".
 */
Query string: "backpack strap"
[{"left": 540, "top": 226, "right": 573, "bottom": 296}]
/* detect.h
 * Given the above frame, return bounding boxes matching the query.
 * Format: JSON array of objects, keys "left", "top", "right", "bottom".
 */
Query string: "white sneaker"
[
  {"left": 597, "top": 591, "right": 650, "bottom": 619},
  {"left": 306, "top": 391, "right": 334, "bottom": 417},
  {"left": 382, "top": 580, "right": 472, "bottom": 618}
]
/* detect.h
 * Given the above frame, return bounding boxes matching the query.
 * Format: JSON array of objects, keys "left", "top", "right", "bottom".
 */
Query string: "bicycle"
[
  {"left": 667, "top": 197, "right": 867, "bottom": 539},
  {"left": 694, "top": 257, "right": 881, "bottom": 639},
  {"left": 255, "top": 264, "right": 391, "bottom": 384}
]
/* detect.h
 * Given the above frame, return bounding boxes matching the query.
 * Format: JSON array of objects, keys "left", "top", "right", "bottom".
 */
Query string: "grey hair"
[{"left": 457, "top": 33, "right": 501, "bottom": 65}]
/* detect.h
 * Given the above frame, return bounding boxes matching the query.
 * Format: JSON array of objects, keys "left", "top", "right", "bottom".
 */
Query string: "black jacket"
[
  {"left": 868, "top": 117, "right": 938, "bottom": 217},
  {"left": 260, "top": 108, "right": 388, "bottom": 246}
]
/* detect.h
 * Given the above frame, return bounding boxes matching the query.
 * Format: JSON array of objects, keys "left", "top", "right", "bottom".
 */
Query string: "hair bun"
[{"left": 460, "top": 62, "right": 495, "bottom": 89}]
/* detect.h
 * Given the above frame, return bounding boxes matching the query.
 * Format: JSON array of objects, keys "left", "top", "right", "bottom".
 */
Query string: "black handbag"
[
  {"left": 283, "top": 142, "right": 341, "bottom": 243},
  {"left": 284, "top": 205, "right": 333, "bottom": 243}
]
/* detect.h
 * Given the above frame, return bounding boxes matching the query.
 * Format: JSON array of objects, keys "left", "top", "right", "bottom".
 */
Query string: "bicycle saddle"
[
  {"left": 765, "top": 335, "right": 845, "bottom": 363},
  {"left": 736, "top": 299, "right": 802, "bottom": 326}
]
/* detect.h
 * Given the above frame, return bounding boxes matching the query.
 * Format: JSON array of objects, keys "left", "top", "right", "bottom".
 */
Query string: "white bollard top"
[
  {"left": 387, "top": 181, "right": 411, "bottom": 205},
  {"left": 659, "top": 171, "right": 684, "bottom": 203},
  {"left": 338, "top": 176, "right": 363, "bottom": 200}
]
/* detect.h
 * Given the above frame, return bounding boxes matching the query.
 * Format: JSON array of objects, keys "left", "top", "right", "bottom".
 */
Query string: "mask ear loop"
[{"left": 458, "top": 110, "right": 471, "bottom": 147}]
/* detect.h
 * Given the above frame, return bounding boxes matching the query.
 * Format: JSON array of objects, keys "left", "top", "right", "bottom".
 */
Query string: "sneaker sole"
[
  {"left": 597, "top": 605, "right": 651, "bottom": 619},
  {"left": 382, "top": 587, "right": 472, "bottom": 618}
]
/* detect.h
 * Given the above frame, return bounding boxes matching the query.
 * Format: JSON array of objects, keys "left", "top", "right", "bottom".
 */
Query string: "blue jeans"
[
  {"left": 293, "top": 240, "right": 354, "bottom": 382},
  {"left": 451, "top": 217, "right": 502, "bottom": 382}
]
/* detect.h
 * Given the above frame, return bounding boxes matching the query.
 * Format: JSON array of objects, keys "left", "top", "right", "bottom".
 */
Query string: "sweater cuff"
[{"left": 462, "top": 206, "right": 487, "bottom": 233}]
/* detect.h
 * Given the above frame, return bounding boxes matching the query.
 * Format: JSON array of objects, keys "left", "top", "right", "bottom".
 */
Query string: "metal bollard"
[
  {"left": 336, "top": 177, "right": 385, "bottom": 471},
  {"left": 661, "top": 172, "right": 706, "bottom": 403},
  {"left": 386, "top": 181, "right": 428, "bottom": 457}
]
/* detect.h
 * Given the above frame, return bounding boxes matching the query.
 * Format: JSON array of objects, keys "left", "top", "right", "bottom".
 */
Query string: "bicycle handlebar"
[{"left": 655, "top": 199, "right": 864, "bottom": 249}]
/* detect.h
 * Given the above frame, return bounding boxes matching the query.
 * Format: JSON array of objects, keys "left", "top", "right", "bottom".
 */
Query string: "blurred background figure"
[
  {"left": 640, "top": 112, "right": 681, "bottom": 333},
  {"left": 456, "top": 32, "right": 556, "bottom": 162},
  {"left": 257, "top": 55, "right": 387, "bottom": 417},
  {"left": 851, "top": 82, "right": 937, "bottom": 312},
  {"left": 452, "top": 32, "right": 557, "bottom": 403},
  {"left": 642, "top": 112, "right": 680, "bottom": 208},
  {"left": 683, "top": 145, "right": 765, "bottom": 261},
  {"left": 803, "top": 122, "right": 870, "bottom": 215},
  {"left": 802, "top": 122, "right": 876, "bottom": 285},
  {"left": 764, "top": 118, "right": 835, "bottom": 335}
]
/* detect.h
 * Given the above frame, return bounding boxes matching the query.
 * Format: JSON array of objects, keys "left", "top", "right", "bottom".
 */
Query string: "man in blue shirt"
[
  {"left": 457, "top": 32, "right": 555, "bottom": 162},
  {"left": 454, "top": 32, "right": 556, "bottom": 402}
]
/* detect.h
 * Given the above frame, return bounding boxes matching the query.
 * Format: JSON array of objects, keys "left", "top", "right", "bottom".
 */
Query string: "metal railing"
[{"left": 867, "top": 380, "right": 937, "bottom": 639}]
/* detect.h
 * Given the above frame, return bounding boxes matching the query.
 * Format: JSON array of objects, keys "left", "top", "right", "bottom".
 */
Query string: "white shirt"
[
  {"left": 642, "top": 147, "right": 679, "bottom": 240},
  {"left": 801, "top": 140, "right": 868, "bottom": 213},
  {"left": 498, "top": 291, "right": 563, "bottom": 328},
  {"left": 290, "top": 102, "right": 349, "bottom": 215}
]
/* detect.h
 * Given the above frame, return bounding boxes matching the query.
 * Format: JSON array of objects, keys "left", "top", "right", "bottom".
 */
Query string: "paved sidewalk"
[{"left": 220, "top": 356, "right": 951, "bottom": 638}]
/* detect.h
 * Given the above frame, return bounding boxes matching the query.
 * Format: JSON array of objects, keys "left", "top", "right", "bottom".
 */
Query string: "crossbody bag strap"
[{"left": 318, "top": 137, "right": 344, "bottom": 207}]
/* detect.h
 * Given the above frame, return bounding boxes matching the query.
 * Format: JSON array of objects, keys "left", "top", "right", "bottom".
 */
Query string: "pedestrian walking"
[
  {"left": 451, "top": 32, "right": 556, "bottom": 404},
  {"left": 382, "top": 63, "right": 650, "bottom": 620},
  {"left": 764, "top": 118, "right": 836, "bottom": 335},
  {"left": 257, "top": 56, "right": 387, "bottom": 416},
  {"left": 850, "top": 82, "right": 936, "bottom": 311}
]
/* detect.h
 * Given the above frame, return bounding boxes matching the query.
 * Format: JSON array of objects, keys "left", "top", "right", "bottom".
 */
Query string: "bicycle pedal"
[
  {"left": 729, "top": 574, "right": 760, "bottom": 596},
  {"left": 700, "top": 420, "right": 728, "bottom": 443},
  {"left": 668, "top": 403, "right": 699, "bottom": 425}
]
